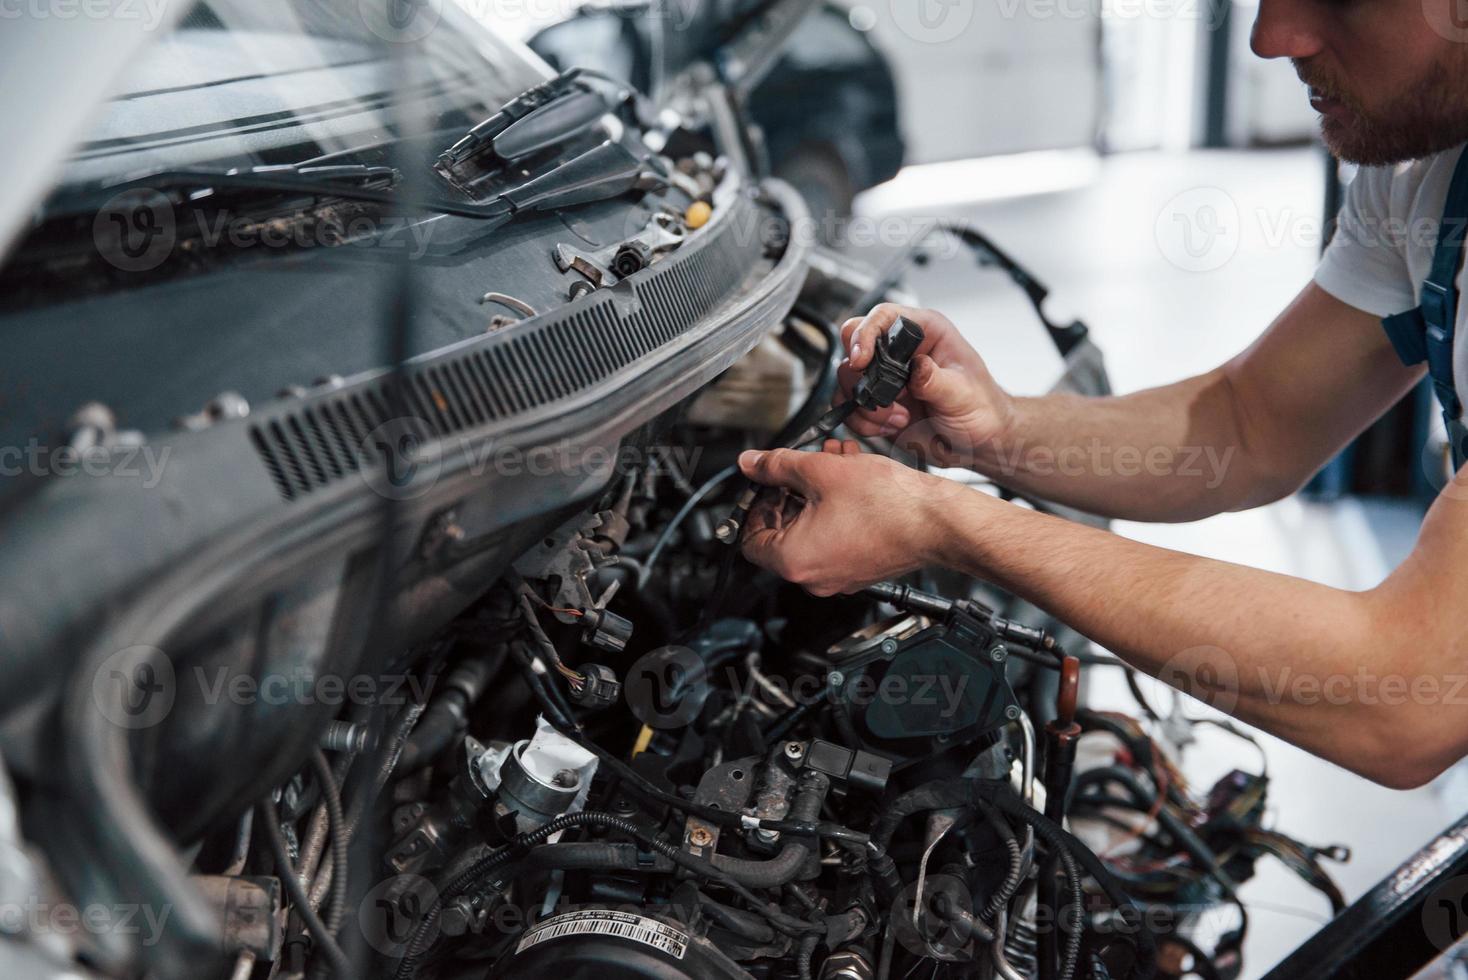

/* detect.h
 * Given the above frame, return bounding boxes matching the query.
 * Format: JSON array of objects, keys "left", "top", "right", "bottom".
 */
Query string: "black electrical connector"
[
  {"left": 568, "top": 663, "right": 621, "bottom": 710},
  {"left": 582, "top": 608, "right": 634, "bottom": 653},
  {"left": 798, "top": 739, "right": 892, "bottom": 794},
  {"left": 852, "top": 315, "right": 924, "bottom": 411}
]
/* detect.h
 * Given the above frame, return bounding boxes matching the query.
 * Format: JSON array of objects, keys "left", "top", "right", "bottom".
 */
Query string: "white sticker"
[{"left": 515, "top": 910, "right": 689, "bottom": 960}]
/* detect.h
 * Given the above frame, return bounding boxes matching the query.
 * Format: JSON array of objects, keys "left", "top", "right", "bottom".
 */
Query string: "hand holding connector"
[
  {"left": 715, "top": 316, "right": 925, "bottom": 544},
  {"left": 850, "top": 314, "right": 925, "bottom": 413}
]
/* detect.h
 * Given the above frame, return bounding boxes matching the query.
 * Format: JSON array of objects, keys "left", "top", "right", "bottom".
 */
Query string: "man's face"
[{"left": 1253, "top": 0, "right": 1468, "bottom": 165}]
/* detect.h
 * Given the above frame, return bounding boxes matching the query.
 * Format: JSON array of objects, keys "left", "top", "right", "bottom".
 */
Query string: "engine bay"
[
  {"left": 0, "top": 263, "right": 1352, "bottom": 980},
  {"left": 0, "top": 6, "right": 1382, "bottom": 980}
]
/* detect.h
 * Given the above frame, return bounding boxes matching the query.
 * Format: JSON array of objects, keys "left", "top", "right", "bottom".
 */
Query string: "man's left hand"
[{"left": 737, "top": 440, "right": 960, "bottom": 595}]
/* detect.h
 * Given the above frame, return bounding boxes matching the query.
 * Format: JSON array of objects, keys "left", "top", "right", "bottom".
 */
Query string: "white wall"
[
  {"left": 832, "top": 0, "right": 1101, "bottom": 163},
  {"left": 1226, "top": 0, "right": 1318, "bottom": 145},
  {"left": 1099, "top": 3, "right": 1210, "bottom": 151}
]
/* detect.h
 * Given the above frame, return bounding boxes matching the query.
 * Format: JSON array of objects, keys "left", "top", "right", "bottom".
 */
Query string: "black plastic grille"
[{"left": 251, "top": 193, "right": 762, "bottom": 500}]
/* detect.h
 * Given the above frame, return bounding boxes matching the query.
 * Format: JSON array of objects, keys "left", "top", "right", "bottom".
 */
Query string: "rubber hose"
[
  {"left": 870, "top": 777, "right": 975, "bottom": 850},
  {"left": 796, "top": 933, "right": 820, "bottom": 980},
  {"left": 399, "top": 652, "right": 503, "bottom": 774},
  {"left": 698, "top": 896, "right": 778, "bottom": 944},
  {"left": 520, "top": 842, "right": 675, "bottom": 874},
  {"left": 712, "top": 772, "right": 829, "bottom": 887}
]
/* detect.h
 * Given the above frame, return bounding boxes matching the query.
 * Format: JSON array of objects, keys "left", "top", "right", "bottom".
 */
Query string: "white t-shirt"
[{"left": 1314, "top": 144, "right": 1468, "bottom": 404}]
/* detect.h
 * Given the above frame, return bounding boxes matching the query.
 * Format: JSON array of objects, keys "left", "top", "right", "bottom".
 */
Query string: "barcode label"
[{"left": 516, "top": 910, "right": 688, "bottom": 959}]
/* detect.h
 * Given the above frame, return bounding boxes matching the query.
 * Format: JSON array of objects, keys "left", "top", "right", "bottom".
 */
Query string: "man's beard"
[{"left": 1297, "top": 58, "right": 1468, "bottom": 166}]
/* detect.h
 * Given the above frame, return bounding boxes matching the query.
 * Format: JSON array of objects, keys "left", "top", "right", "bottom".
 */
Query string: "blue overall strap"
[{"left": 1381, "top": 145, "right": 1468, "bottom": 470}]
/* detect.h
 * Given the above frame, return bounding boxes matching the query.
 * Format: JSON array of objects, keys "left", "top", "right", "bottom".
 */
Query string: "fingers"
[
  {"left": 738, "top": 448, "right": 820, "bottom": 498},
  {"left": 740, "top": 523, "right": 786, "bottom": 573},
  {"left": 841, "top": 306, "right": 903, "bottom": 370},
  {"left": 834, "top": 360, "right": 908, "bottom": 433},
  {"left": 821, "top": 439, "right": 861, "bottom": 455},
  {"left": 744, "top": 487, "right": 790, "bottom": 533},
  {"left": 839, "top": 303, "right": 948, "bottom": 370},
  {"left": 904, "top": 354, "right": 971, "bottom": 415}
]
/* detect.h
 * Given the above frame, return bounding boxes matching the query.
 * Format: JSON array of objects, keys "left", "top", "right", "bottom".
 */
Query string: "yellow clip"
[{"left": 632, "top": 724, "right": 655, "bottom": 757}]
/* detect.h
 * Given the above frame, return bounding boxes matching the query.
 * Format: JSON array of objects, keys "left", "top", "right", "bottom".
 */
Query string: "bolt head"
[
  {"left": 880, "top": 638, "right": 898, "bottom": 655},
  {"left": 689, "top": 827, "right": 714, "bottom": 848},
  {"left": 1005, "top": 705, "right": 1022, "bottom": 721},
  {"left": 784, "top": 741, "right": 804, "bottom": 760},
  {"left": 990, "top": 645, "right": 1008, "bottom": 663}
]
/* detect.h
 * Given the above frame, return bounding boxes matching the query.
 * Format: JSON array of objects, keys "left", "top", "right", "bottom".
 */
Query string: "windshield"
[{"left": 59, "top": 0, "right": 553, "bottom": 190}]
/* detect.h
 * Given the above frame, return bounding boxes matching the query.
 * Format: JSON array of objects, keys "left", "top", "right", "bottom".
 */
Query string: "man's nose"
[{"left": 1250, "top": 0, "right": 1327, "bottom": 59}]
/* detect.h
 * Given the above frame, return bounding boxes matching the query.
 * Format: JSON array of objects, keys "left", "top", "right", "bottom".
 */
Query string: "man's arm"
[
  {"left": 842, "top": 286, "right": 1422, "bottom": 522},
  {"left": 931, "top": 466, "right": 1468, "bottom": 790},
  {"left": 737, "top": 444, "right": 1468, "bottom": 790}
]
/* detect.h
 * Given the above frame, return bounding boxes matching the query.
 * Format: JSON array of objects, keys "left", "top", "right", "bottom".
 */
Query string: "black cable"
[
  {"left": 680, "top": 537, "right": 741, "bottom": 641},
  {"left": 507, "top": 641, "right": 578, "bottom": 732},
  {"left": 308, "top": 750, "right": 350, "bottom": 948},
  {"left": 988, "top": 788, "right": 1158, "bottom": 980},
  {"left": 1125, "top": 669, "right": 1161, "bottom": 722},
  {"left": 1071, "top": 766, "right": 1249, "bottom": 944},
  {"left": 762, "top": 697, "right": 817, "bottom": 743},
  {"left": 1052, "top": 831, "right": 1086, "bottom": 980},
  {"left": 544, "top": 718, "right": 853, "bottom": 838},
  {"left": 641, "top": 464, "right": 739, "bottom": 585},
  {"left": 257, "top": 800, "right": 351, "bottom": 979},
  {"left": 771, "top": 315, "right": 843, "bottom": 450},
  {"left": 976, "top": 803, "right": 1025, "bottom": 922},
  {"left": 1166, "top": 935, "right": 1225, "bottom": 980}
]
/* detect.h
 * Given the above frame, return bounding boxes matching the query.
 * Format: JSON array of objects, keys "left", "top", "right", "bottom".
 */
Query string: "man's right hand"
[{"left": 838, "top": 303, "right": 1013, "bottom": 467}]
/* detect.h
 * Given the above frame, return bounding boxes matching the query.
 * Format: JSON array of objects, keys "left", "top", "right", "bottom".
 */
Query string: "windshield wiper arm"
[
  {"left": 42, "top": 128, "right": 664, "bottom": 232},
  {"left": 39, "top": 163, "right": 520, "bottom": 222},
  {"left": 435, "top": 68, "right": 638, "bottom": 190}
]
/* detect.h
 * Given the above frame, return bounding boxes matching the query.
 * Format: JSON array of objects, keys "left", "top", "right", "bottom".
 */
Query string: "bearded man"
[{"left": 736, "top": 0, "right": 1468, "bottom": 789}]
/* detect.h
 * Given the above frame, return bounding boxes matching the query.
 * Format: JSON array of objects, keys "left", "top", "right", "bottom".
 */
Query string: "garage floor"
[{"left": 852, "top": 147, "right": 1455, "bottom": 977}]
